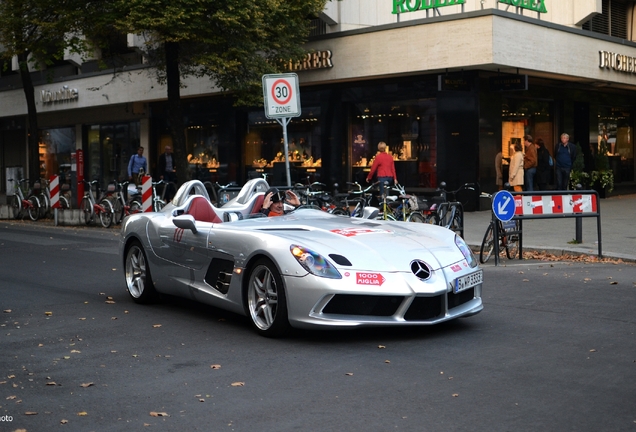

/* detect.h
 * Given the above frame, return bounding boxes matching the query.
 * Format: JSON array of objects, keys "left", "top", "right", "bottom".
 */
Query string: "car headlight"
[
  {"left": 290, "top": 245, "right": 341, "bottom": 279},
  {"left": 455, "top": 235, "right": 478, "bottom": 268}
]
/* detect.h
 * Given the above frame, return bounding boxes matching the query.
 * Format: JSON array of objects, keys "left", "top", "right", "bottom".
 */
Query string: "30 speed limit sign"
[{"left": 262, "top": 73, "right": 301, "bottom": 119}]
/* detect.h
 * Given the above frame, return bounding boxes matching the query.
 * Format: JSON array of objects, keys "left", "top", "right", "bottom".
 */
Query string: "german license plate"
[{"left": 454, "top": 270, "right": 483, "bottom": 293}]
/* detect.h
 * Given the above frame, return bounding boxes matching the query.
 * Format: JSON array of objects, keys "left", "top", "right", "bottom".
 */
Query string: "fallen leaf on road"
[
  {"left": 46, "top": 382, "right": 57, "bottom": 386},
  {"left": 452, "top": 394, "right": 459, "bottom": 398},
  {"left": 152, "top": 324, "right": 162, "bottom": 328},
  {"left": 610, "top": 281, "right": 618, "bottom": 285},
  {"left": 3, "top": 310, "right": 11, "bottom": 313},
  {"left": 80, "top": 382, "right": 94, "bottom": 388},
  {"left": 77, "top": 411, "right": 87, "bottom": 416},
  {"left": 590, "top": 349, "right": 597, "bottom": 352},
  {"left": 345, "top": 373, "right": 353, "bottom": 376},
  {"left": 150, "top": 412, "right": 169, "bottom": 417},
  {"left": 79, "top": 318, "right": 86, "bottom": 320},
  {"left": 231, "top": 382, "right": 245, "bottom": 387},
  {"left": 71, "top": 350, "right": 81, "bottom": 353},
  {"left": 384, "top": 360, "right": 390, "bottom": 364},
  {"left": 378, "top": 345, "right": 386, "bottom": 349},
  {"left": 25, "top": 411, "right": 38, "bottom": 415},
  {"left": 7, "top": 395, "right": 17, "bottom": 400},
  {"left": 210, "top": 364, "right": 221, "bottom": 369},
  {"left": 61, "top": 419, "right": 68, "bottom": 424},
  {"left": 105, "top": 301, "right": 115, "bottom": 304},
  {"left": 45, "top": 312, "right": 53, "bottom": 316}
]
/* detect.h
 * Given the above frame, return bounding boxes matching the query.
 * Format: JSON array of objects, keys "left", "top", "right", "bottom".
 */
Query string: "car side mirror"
[{"left": 173, "top": 214, "right": 197, "bottom": 233}]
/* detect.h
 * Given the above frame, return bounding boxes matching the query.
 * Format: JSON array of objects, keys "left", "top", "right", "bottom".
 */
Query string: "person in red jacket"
[{"left": 366, "top": 141, "right": 398, "bottom": 196}]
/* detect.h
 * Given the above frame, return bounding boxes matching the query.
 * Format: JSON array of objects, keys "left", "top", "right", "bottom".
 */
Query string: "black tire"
[
  {"left": 10, "top": 195, "right": 21, "bottom": 219},
  {"left": 331, "top": 208, "right": 349, "bottom": 217},
  {"left": 81, "top": 197, "right": 92, "bottom": 225},
  {"left": 112, "top": 199, "right": 124, "bottom": 225},
  {"left": 407, "top": 211, "right": 425, "bottom": 223},
  {"left": 27, "top": 196, "right": 40, "bottom": 221},
  {"left": 505, "top": 220, "right": 520, "bottom": 260},
  {"left": 479, "top": 223, "right": 495, "bottom": 264},
  {"left": 124, "top": 241, "right": 157, "bottom": 304},
  {"left": 246, "top": 258, "right": 290, "bottom": 338},
  {"left": 129, "top": 200, "right": 142, "bottom": 215},
  {"left": 99, "top": 199, "right": 114, "bottom": 228},
  {"left": 59, "top": 195, "right": 70, "bottom": 210},
  {"left": 449, "top": 212, "right": 462, "bottom": 235},
  {"left": 39, "top": 193, "right": 50, "bottom": 219}
]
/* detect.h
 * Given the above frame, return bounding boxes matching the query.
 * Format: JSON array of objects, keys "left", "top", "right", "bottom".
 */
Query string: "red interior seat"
[
  {"left": 249, "top": 193, "right": 265, "bottom": 214},
  {"left": 186, "top": 196, "right": 222, "bottom": 223}
]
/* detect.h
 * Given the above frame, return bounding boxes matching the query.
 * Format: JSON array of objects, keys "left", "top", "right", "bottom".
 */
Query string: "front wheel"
[
  {"left": 59, "top": 195, "right": 70, "bottom": 210},
  {"left": 81, "top": 197, "right": 92, "bottom": 225},
  {"left": 125, "top": 241, "right": 157, "bottom": 304},
  {"left": 27, "top": 196, "right": 40, "bottom": 221},
  {"left": 479, "top": 223, "right": 495, "bottom": 264},
  {"left": 10, "top": 195, "right": 20, "bottom": 219},
  {"left": 449, "top": 213, "right": 463, "bottom": 236},
  {"left": 99, "top": 199, "right": 114, "bottom": 228},
  {"left": 246, "top": 258, "right": 290, "bottom": 338},
  {"left": 407, "top": 211, "right": 425, "bottom": 223},
  {"left": 505, "top": 220, "right": 520, "bottom": 260},
  {"left": 129, "top": 200, "right": 142, "bottom": 215},
  {"left": 331, "top": 207, "right": 349, "bottom": 217}
]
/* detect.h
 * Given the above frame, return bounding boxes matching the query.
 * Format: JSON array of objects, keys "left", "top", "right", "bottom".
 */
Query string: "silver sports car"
[{"left": 120, "top": 179, "right": 483, "bottom": 337}]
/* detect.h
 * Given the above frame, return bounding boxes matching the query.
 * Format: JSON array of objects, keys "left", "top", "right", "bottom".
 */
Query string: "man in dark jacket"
[
  {"left": 554, "top": 133, "right": 576, "bottom": 190},
  {"left": 157, "top": 145, "right": 176, "bottom": 200}
]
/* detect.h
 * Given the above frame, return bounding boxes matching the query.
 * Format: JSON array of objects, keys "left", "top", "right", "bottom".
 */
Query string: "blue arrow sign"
[{"left": 492, "top": 190, "right": 515, "bottom": 222}]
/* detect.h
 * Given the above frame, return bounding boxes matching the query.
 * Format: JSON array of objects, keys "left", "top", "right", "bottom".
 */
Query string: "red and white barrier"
[
  {"left": 141, "top": 175, "right": 153, "bottom": 212},
  {"left": 49, "top": 175, "right": 60, "bottom": 209},
  {"left": 514, "top": 193, "right": 598, "bottom": 216}
]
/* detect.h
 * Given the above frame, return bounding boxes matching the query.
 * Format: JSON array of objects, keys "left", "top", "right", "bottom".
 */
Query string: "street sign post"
[
  {"left": 262, "top": 73, "right": 301, "bottom": 187},
  {"left": 492, "top": 190, "right": 515, "bottom": 222}
]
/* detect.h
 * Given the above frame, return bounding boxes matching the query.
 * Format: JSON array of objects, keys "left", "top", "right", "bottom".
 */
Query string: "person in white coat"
[{"left": 508, "top": 142, "right": 524, "bottom": 192}]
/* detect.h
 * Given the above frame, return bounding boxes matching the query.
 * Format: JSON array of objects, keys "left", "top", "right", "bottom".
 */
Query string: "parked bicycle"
[
  {"left": 433, "top": 182, "right": 477, "bottom": 236},
  {"left": 80, "top": 180, "right": 114, "bottom": 228},
  {"left": 105, "top": 180, "right": 142, "bottom": 225},
  {"left": 377, "top": 182, "right": 425, "bottom": 222},
  {"left": 332, "top": 181, "right": 378, "bottom": 217},
  {"left": 152, "top": 180, "right": 167, "bottom": 212},
  {"left": 8, "top": 178, "right": 40, "bottom": 221},
  {"left": 479, "top": 192, "right": 520, "bottom": 263}
]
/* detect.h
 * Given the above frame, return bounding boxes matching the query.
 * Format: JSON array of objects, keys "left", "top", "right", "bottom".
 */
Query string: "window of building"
[
  {"left": 350, "top": 99, "right": 437, "bottom": 188},
  {"left": 38, "top": 127, "right": 76, "bottom": 184},
  {"left": 86, "top": 122, "right": 140, "bottom": 185},
  {"left": 582, "top": 0, "right": 629, "bottom": 39},
  {"left": 598, "top": 106, "right": 633, "bottom": 182}
]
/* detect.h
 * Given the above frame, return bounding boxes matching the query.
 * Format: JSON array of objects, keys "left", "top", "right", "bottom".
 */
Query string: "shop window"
[
  {"left": 598, "top": 107, "right": 633, "bottom": 182},
  {"left": 500, "top": 98, "right": 553, "bottom": 173},
  {"left": 244, "top": 108, "right": 322, "bottom": 185},
  {"left": 186, "top": 124, "right": 222, "bottom": 182},
  {"left": 39, "top": 127, "right": 76, "bottom": 184},
  {"left": 350, "top": 99, "right": 437, "bottom": 188},
  {"left": 86, "top": 122, "right": 140, "bottom": 185}
]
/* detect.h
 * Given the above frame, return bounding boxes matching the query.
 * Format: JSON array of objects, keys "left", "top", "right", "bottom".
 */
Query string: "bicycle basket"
[
  {"left": 106, "top": 182, "right": 117, "bottom": 193},
  {"left": 33, "top": 181, "right": 41, "bottom": 191}
]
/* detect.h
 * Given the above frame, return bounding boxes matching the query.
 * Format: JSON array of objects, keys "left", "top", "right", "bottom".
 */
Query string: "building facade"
[{"left": 1, "top": 0, "right": 635, "bottom": 208}]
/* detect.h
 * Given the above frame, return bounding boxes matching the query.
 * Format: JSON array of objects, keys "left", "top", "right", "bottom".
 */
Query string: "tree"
[
  {"left": 113, "top": 0, "right": 328, "bottom": 182},
  {"left": 0, "top": 0, "right": 83, "bottom": 181}
]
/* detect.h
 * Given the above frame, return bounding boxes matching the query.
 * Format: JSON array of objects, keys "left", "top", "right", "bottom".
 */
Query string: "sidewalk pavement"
[{"left": 462, "top": 193, "right": 636, "bottom": 263}]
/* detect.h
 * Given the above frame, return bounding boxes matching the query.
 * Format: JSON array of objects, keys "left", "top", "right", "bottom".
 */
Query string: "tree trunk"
[
  {"left": 18, "top": 52, "right": 40, "bottom": 183},
  {"left": 164, "top": 41, "right": 189, "bottom": 184}
]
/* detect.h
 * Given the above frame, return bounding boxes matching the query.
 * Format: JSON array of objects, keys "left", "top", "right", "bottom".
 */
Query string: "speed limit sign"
[{"left": 262, "top": 73, "right": 301, "bottom": 119}]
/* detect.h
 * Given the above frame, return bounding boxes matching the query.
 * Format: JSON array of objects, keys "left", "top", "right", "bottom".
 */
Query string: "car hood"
[{"left": 232, "top": 210, "right": 464, "bottom": 271}]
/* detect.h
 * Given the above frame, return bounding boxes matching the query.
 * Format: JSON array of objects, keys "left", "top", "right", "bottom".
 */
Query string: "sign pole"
[{"left": 276, "top": 117, "right": 292, "bottom": 187}]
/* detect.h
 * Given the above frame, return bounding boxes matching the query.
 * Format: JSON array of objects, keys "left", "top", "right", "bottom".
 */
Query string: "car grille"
[
  {"left": 322, "top": 295, "right": 403, "bottom": 316},
  {"left": 403, "top": 296, "right": 443, "bottom": 321},
  {"left": 447, "top": 287, "right": 475, "bottom": 309}
]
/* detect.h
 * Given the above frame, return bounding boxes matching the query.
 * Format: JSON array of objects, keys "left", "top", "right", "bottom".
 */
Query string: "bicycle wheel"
[
  {"left": 112, "top": 198, "right": 124, "bottom": 225},
  {"left": 505, "top": 220, "right": 520, "bottom": 260},
  {"left": 153, "top": 199, "right": 166, "bottom": 212},
  {"left": 27, "top": 196, "right": 40, "bottom": 221},
  {"left": 129, "top": 200, "right": 142, "bottom": 215},
  {"left": 436, "top": 206, "right": 449, "bottom": 227},
  {"left": 479, "top": 223, "right": 495, "bottom": 264},
  {"left": 58, "top": 195, "right": 70, "bottom": 210},
  {"left": 10, "top": 195, "right": 21, "bottom": 219},
  {"left": 81, "top": 197, "right": 93, "bottom": 225},
  {"left": 331, "top": 207, "right": 349, "bottom": 217},
  {"left": 407, "top": 211, "right": 425, "bottom": 223},
  {"left": 99, "top": 199, "right": 114, "bottom": 228},
  {"left": 424, "top": 212, "right": 439, "bottom": 225},
  {"left": 449, "top": 212, "right": 462, "bottom": 235},
  {"left": 39, "top": 193, "right": 50, "bottom": 219}
]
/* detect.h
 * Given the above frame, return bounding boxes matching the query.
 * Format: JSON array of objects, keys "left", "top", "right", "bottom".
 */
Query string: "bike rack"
[{"left": 492, "top": 190, "right": 602, "bottom": 266}]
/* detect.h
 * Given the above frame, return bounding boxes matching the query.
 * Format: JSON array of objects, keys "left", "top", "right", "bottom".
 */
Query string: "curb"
[{"left": 0, "top": 204, "right": 84, "bottom": 226}]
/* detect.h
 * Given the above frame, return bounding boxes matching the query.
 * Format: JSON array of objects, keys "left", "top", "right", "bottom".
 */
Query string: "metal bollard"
[{"left": 575, "top": 184, "right": 583, "bottom": 243}]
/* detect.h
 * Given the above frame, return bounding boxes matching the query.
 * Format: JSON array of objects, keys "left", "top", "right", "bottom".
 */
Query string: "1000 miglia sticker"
[{"left": 330, "top": 228, "right": 392, "bottom": 237}]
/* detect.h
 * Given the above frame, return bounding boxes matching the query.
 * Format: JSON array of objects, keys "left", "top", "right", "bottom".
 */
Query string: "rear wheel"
[
  {"left": 81, "top": 197, "right": 92, "bottom": 225},
  {"left": 505, "top": 220, "right": 520, "bottom": 260},
  {"left": 246, "top": 258, "right": 289, "bottom": 338},
  {"left": 125, "top": 241, "right": 157, "bottom": 304},
  {"left": 112, "top": 198, "right": 124, "bottom": 225},
  {"left": 27, "top": 196, "right": 40, "bottom": 221},
  {"left": 407, "top": 211, "right": 425, "bottom": 223},
  {"left": 10, "top": 195, "right": 21, "bottom": 219},
  {"left": 479, "top": 223, "right": 494, "bottom": 264},
  {"left": 424, "top": 212, "right": 438, "bottom": 225},
  {"left": 99, "top": 199, "right": 114, "bottom": 228},
  {"left": 331, "top": 207, "right": 349, "bottom": 217},
  {"left": 59, "top": 195, "right": 70, "bottom": 210},
  {"left": 38, "top": 193, "right": 50, "bottom": 219},
  {"left": 129, "top": 200, "right": 142, "bottom": 214},
  {"left": 449, "top": 212, "right": 462, "bottom": 235}
]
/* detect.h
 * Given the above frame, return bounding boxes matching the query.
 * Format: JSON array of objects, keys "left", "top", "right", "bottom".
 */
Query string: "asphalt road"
[{"left": 1, "top": 221, "right": 635, "bottom": 431}]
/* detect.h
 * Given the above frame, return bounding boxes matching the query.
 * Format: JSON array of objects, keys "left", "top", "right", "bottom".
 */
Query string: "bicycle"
[
  {"left": 433, "top": 182, "right": 477, "bottom": 236},
  {"left": 7, "top": 178, "right": 40, "bottom": 221},
  {"left": 33, "top": 178, "right": 51, "bottom": 219},
  {"left": 377, "top": 183, "right": 425, "bottom": 222},
  {"left": 152, "top": 180, "right": 167, "bottom": 212},
  {"left": 80, "top": 180, "right": 114, "bottom": 228},
  {"left": 106, "top": 180, "right": 142, "bottom": 225},
  {"left": 479, "top": 192, "right": 520, "bottom": 263},
  {"left": 332, "top": 181, "right": 377, "bottom": 217}
]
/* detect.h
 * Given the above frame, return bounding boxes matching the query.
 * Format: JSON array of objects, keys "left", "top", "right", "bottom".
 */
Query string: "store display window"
[
  {"left": 598, "top": 107, "right": 633, "bottom": 182},
  {"left": 186, "top": 124, "right": 222, "bottom": 182},
  {"left": 244, "top": 107, "right": 322, "bottom": 185},
  {"left": 86, "top": 122, "right": 140, "bottom": 185},
  {"left": 350, "top": 98, "right": 437, "bottom": 188},
  {"left": 39, "top": 127, "right": 76, "bottom": 184}
]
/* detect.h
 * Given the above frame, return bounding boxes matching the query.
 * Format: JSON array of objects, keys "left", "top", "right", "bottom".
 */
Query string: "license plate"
[{"left": 454, "top": 270, "right": 483, "bottom": 293}]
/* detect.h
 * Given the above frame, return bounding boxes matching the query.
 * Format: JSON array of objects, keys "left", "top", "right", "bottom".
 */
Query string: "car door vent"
[
  {"left": 329, "top": 254, "right": 352, "bottom": 266},
  {"left": 205, "top": 258, "right": 234, "bottom": 295}
]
